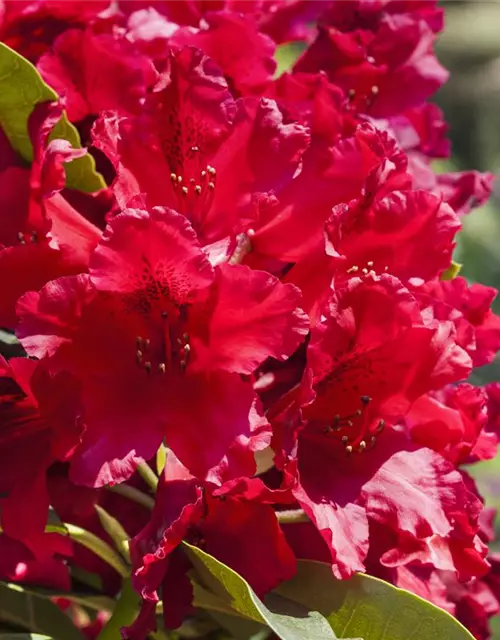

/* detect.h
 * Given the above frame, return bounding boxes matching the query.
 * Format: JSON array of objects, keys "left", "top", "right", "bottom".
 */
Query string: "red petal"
[{"left": 192, "top": 264, "right": 308, "bottom": 375}]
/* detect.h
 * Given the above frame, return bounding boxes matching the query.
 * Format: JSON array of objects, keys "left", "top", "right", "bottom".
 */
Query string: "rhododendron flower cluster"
[{"left": 1, "top": 1, "right": 500, "bottom": 639}]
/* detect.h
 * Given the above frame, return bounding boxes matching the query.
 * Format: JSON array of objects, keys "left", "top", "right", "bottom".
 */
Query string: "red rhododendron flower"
[
  {"left": 294, "top": 0, "right": 448, "bottom": 117},
  {"left": 93, "top": 46, "right": 309, "bottom": 245},
  {"left": 17, "top": 206, "right": 308, "bottom": 486},
  {"left": 273, "top": 274, "right": 475, "bottom": 578},
  {"left": 1, "top": 2, "right": 499, "bottom": 638},
  {"left": 126, "top": 452, "right": 295, "bottom": 638},
  {"left": 0, "top": 100, "right": 102, "bottom": 327}
]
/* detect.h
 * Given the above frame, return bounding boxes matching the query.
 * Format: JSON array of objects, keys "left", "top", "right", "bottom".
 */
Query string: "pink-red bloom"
[
  {"left": 94, "top": 46, "right": 309, "bottom": 245},
  {"left": 17, "top": 206, "right": 307, "bottom": 486},
  {"left": 272, "top": 275, "right": 480, "bottom": 578}
]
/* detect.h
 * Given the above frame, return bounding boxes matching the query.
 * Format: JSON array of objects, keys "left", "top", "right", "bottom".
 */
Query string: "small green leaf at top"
[
  {"left": 275, "top": 561, "right": 475, "bottom": 640},
  {"left": 441, "top": 260, "right": 462, "bottom": 280},
  {"left": 0, "top": 43, "right": 105, "bottom": 193},
  {"left": 184, "top": 543, "right": 337, "bottom": 640}
]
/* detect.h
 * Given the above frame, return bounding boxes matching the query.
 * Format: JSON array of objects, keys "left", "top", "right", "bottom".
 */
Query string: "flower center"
[
  {"left": 168, "top": 146, "right": 217, "bottom": 225},
  {"left": 320, "top": 395, "right": 386, "bottom": 454},
  {"left": 134, "top": 304, "right": 192, "bottom": 375}
]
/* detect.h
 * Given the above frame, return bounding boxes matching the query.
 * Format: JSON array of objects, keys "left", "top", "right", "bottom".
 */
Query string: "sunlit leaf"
[
  {"left": 184, "top": 543, "right": 336, "bottom": 640},
  {"left": 275, "top": 561, "right": 475, "bottom": 640}
]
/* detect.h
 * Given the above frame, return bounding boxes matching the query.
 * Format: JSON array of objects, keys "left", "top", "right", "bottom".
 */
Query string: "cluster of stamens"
[
  {"left": 169, "top": 147, "right": 216, "bottom": 201},
  {"left": 135, "top": 307, "right": 191, "bottom": 375},
  {"left": 17, "top": 230, "right": 38, "bottom": 245},
  {"left": 322, "top": 395, "right": 386, "bottom": 454},
  {"left": 347, "top": 85, "right": 379, "bottom": 111},
  {"left": 345, "top": 259, "right": 389, "bottom": 278}
]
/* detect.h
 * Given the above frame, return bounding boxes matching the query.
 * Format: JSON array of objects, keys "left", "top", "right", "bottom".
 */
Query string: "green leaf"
[
  {"left": 95, "top": 505, "right": 131, "bottom": 563},
  {"left": 0, "top": 583, "right": 85, "bottom": 640},
  {"left": 96, "top": 579, "right": 140, "bottom": 640},
  {"left": 184, "top": 543, "right": 336, "bottom": 640},
  {"left": 44, "top": 522, "right": 129, "bottom": 578},
  {"left": 275, "top": 560, "right": 475, "bottom": 640},
  {"left": 0, "top": 43, "right": 105, "bottom": 193},
  {"left": 441, "top": 260, "right": 462, "bottom": 280}
]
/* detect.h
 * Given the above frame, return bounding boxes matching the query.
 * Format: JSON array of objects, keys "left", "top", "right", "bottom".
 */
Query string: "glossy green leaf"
[
  {"left": 275, "top": 561, "right": 475, "bottom": 640},
  {"left": 0, "top": 43, "right": 105, "bottom": 193},
  {"left": 97, "top": 579, "right": 140, "bottom": 640},
  {"left": 441, "top": 260, "right": 462, "bottom": 280},
  {"left": 184, "top": 543, "right": 336, "bottom": 640},
  {"left": 0, "top": 583, "right": 84, "bottom": 640}
]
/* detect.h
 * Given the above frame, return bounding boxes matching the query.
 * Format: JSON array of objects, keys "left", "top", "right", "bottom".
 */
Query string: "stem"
[
  {"left": 276, "top": 509, "right": 309, "bottom": 524},
  {"left": 108, "top": 483, "right": 154, "bottom": 510},
  {"left": 137, "top": 462, "right": 159, "bottom": 491}
]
